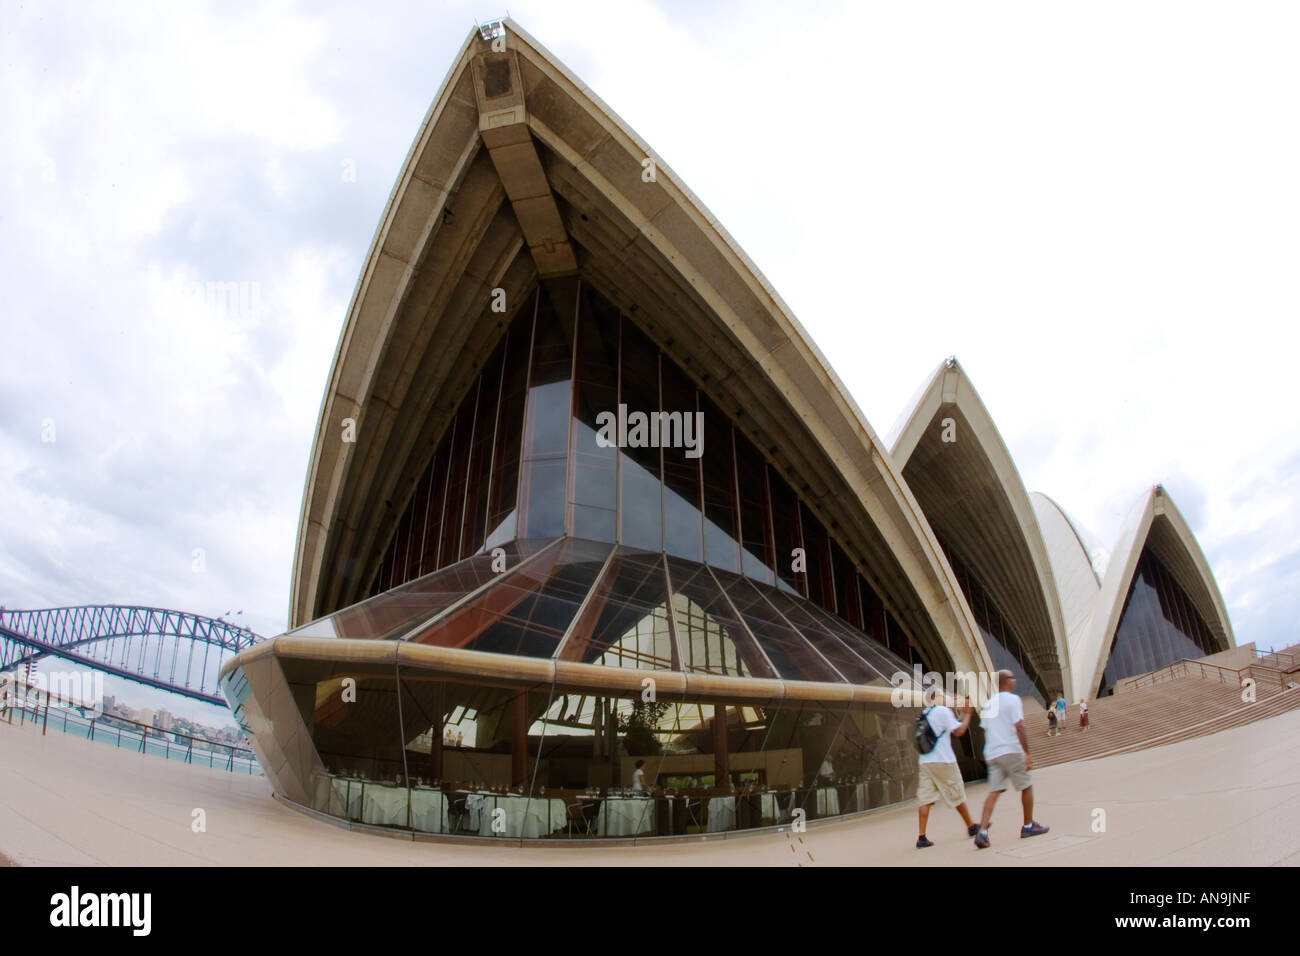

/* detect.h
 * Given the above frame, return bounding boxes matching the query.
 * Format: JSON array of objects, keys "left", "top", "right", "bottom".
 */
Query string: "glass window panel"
[
  {"left": 423, "top": 538, "right": 612, "bottom": 659},
  {"left": 831, "top": 543, "right": 861, "bottom": 629},
  {"left": 459, "top": 343, "right": 505, "bottom": 559},
  {"left": 799, "top": 503, "right": 834, "bottom": 612},
  {"left": 561, "top": 549, "right": 676, "bottom": 670},
  {"left": 389, "top": 478, "right": 422, "bottom": 589},
  {"left": 666, "top": 556, "right": 772, "bottom": 679},
  {"left": 768, "top": 469, "right": 804, "bottom": 596},
  {"left": 735, "top": 428, "right": 776, "bottom": 585},
  {"left": 289, "top": 539, "right": 559, "bottom": 642},
  {"left": 280, "top": 659, "right": 407, "bottom": 791},
  {"left": 760, "top": 585, "right": 893, "bottom": 685},
  {"left": 722, "top": 573, "right": 841, "bottom": 683},
  {"left": 440, "top": 397, "right": 475, "bottom": 563},
  {"left": 519, "top": 284, "right": 574, "bottom": 539},
  {"left": 418, "top": 431, "right": 453, "bottom": 575},
  {"left": 1101, "top": 546, "right": 1222, "bottom": 695},
  {"left": 660, "top": 354, "right": 703, "bottom": 562},
  {"left": 858, "top": 576, "right": 888, "bottom": 648},
  {"left": 485, "top": 299, "right": 535, "bottom": 548},
  {"left": 618, "top": 317, "right": 663, "bottom": 552},
  {"left": 700, "top": 394, "right": 741, "bottom": 573},
  {"left": 570, "top": 283, "right": 620, "bottom": 542}
]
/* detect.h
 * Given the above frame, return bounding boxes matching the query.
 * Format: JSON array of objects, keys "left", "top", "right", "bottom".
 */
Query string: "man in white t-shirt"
[
  {"left": 974, "top": 670, "right": 1049, "bottom": 848},
  {"left": 915, "top": 702, "right": 975, "bottom": 848}
]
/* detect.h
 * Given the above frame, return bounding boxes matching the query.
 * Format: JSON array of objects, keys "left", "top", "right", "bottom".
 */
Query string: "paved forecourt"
[{"left": 2, "top": 708, "right": 1298, "bottom": 867}]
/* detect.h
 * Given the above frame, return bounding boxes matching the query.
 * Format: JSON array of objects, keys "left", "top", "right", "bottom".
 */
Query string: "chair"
[
  {"left": 566, "top": 800, "right": 599, "bottom": 837},
  {"left": 447, "top": 794, "right": 469, "bottom": 832},
  {"left": 683, "top": 797, "right": 705, "bottom": 833}
]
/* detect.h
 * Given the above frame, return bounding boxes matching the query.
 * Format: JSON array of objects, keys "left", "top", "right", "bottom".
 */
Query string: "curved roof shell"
[
  {"left": 1029, "top": 492, "right": 1102, "bottom": 671},
  {"left": 1073, "top": 484, "right": 1234, "bottom": 700},
  {"left": 287, "top": 20, "right": 990, "bottom": 678},
  {"left": 889, "top": 358, "right": 1072, "bottom": 698}
]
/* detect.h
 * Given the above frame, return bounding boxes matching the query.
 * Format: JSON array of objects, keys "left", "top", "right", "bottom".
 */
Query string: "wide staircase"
[{"left": 1031, "top": 643, "right": 1300, "bottom": 769}]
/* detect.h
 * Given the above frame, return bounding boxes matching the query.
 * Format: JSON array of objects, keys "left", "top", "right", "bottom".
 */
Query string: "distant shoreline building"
[{"left": 221, "top": 19, "right": 1233, "bottom": 841}]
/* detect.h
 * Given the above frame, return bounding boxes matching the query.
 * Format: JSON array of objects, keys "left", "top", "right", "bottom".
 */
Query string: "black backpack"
[{"left": 913, "top": 706, "right": 945, "bottom": 755}]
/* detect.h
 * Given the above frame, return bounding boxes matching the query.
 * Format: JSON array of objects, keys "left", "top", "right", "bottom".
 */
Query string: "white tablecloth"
[
  {"left": 706, "top": 796, "right": 737, "bottom": 832},
  {"left": 760, "top": 792, "right": 783, "bottom": 824},
  {"left": 596, "top": 796, "right": 655, "bottom": 836},
  {"left": 330, "top": 778, "right": 363, "bottom": 821},
  {"left": 362, "top": 784, "right": 410, "bottom": 827},
  {"left": 816, "top": 787, "right": 840, "bottom": 817},
  {"left": 474, "top": 794, "right": 569, "bottom": 838},
  {"left": 409, "top": 789, "right": 448, "bottom": 833}
]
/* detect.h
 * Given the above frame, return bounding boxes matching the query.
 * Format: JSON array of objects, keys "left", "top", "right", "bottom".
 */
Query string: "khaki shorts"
[
  {"left": 987, "top": 753, "right": 1032, "bottom": 792},
  {"left": 916, "top": 762, "right": 967, "bottom": 808}
]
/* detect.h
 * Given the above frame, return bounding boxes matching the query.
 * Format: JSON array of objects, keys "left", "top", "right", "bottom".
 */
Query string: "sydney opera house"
[{"left": 219, "top": 19, "right": 1234, "bottom": 842}]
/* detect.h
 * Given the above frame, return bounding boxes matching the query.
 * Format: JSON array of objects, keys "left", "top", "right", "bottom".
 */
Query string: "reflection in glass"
[
  {"left": 561, "top": 549, "right": 676, "bottom": 670},
  {"left": 359, "top": 278, "right": 928, "bottom": 678},
  {"left": 291, "top": 539, "right": 557, "bottom": 641},
  {"left": 941, "top": 537, "right": 1048, "bottom": 706}
]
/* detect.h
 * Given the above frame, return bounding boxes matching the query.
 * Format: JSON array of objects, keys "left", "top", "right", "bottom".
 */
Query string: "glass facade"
[
  {"left": 222, "top": 652, "right": 917, "bottom": 841},
  {"left": 367, "top": 280, "right": 917, "bottom": 670},
  {"left": 233, "top": 279, "right": 937, "bottom": 840},
  {"left": 291, "top": 540, "right": 905, "bottom": 688},
  {"left": 940, "top": 538, "right": 1049, "bottom": 707},
  {"left": 1098, "top": 547, "right": 1219, "bottom": 696}
]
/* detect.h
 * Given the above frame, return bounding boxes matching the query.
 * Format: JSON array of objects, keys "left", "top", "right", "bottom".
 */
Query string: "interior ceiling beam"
[{"left": 471, "top": 49, "right": 577, "bottom": 277}]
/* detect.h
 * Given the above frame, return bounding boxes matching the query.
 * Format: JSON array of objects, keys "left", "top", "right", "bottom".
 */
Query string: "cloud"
[{"left": 1, "top": 0, "right": 1296, "bottom": 720}]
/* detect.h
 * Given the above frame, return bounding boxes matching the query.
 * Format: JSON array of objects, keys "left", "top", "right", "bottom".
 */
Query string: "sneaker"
[
  {"left": 974, "top": 828, "right": 990, "bottom": 849},
  {"left": 916, "top": 835, "right": 934, "bottom": 848},
  {"left": 1020, "top": 821, "right": 1050, "bottom": 838},
  {"left": 967, "top": 823, "right": 979, "bottom": 837}
]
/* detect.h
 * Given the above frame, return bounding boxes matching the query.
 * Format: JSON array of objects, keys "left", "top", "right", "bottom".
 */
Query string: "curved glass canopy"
[
  {"left": 359, "top": 278, "right": 919, "bottom": 669},
  {"left": 291, "top": 536, "right": 904, "bottom": 687}
]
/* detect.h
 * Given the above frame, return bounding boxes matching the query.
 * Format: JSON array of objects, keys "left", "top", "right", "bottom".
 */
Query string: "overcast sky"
[{"left": 2, "top": 1, "right": 1297, "bottom": 721}]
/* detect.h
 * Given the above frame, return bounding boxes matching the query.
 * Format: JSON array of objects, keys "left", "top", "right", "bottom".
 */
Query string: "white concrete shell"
[
  {"left": 1029, "top": 492, "right": 1101, "bottom": 678},
  {"left": 1074, "top": 485, "right": 1234, "bottom": 701},
  {"left": 889, "top": 358, "right": 1073, "bottom": 699},
  {"left": 286, "top": 20, "right": 992, "bottom": 677}
]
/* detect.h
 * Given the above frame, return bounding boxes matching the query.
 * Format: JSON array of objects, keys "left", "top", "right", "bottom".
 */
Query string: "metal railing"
[
  {"left": 1119, "top": 658, "right": 1286, "bottom": 693},
  {"left": 1255, "top": 647, "right": 1299, "bottom": 672},
  {"left": 1, "top": 680, "right": 261, "bottom": 775}
]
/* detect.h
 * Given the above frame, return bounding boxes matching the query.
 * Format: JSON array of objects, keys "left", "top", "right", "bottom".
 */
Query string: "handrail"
[
  {"left": 1, "top": 676, "right": 256, "bottom": 766},
  {"left": 1118, "top": 658, "right": 1286, "bottom": 693},
  {"left": 1256, "top": 647, "right": 1299, "bottom": 671}
]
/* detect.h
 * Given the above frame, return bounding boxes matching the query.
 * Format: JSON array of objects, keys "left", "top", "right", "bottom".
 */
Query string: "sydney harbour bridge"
[{"left": 0, "top": 605, "right": 264, "bottom": 707}]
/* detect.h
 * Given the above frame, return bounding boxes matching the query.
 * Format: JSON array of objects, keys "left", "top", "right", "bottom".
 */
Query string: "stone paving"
[{"left": 2, "top": 706, "right": 1298, "bottom": 866}]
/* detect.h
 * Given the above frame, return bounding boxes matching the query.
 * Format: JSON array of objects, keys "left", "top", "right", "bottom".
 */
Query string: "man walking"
[
  {"left": 915, "top": 702, "right": 976, "bottom": 848},
  {"left": 974, "top": 670, "right": 1049, "bottom": 848}
]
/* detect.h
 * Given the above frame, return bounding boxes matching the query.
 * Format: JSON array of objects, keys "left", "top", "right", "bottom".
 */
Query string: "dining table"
[
  {"left": 595, "top": 795, "right": 656, "bottom": 837},
  {"left": 471, "top": 793, "right": 569, "bottom": 838}
]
